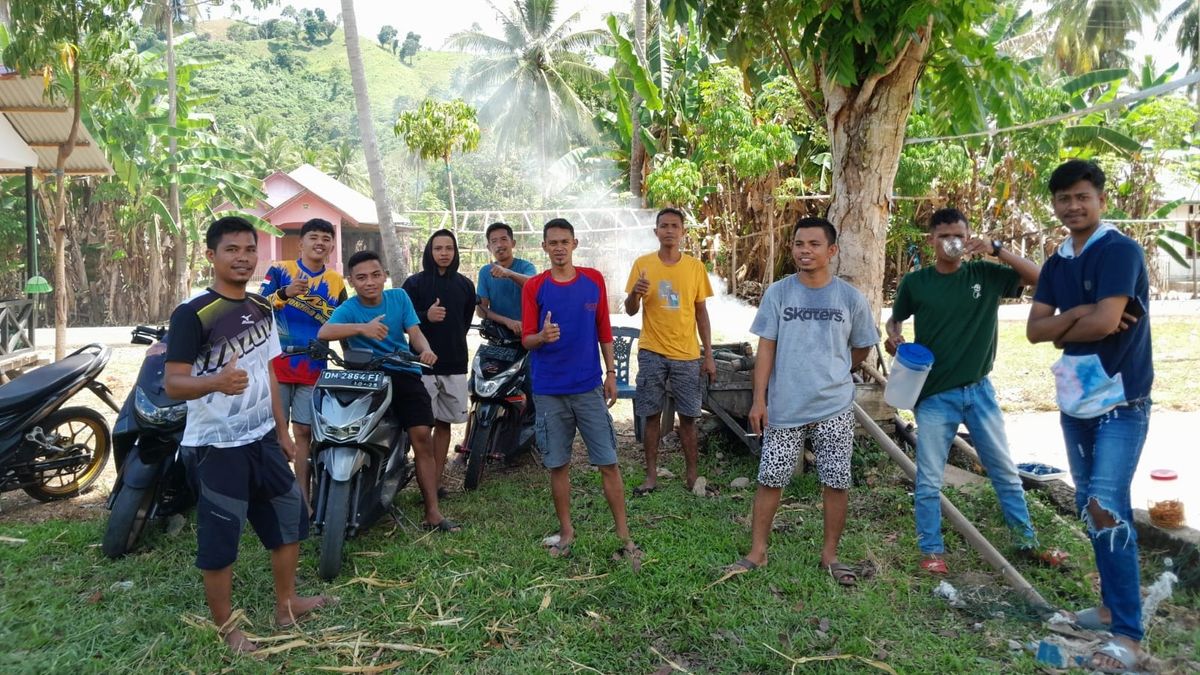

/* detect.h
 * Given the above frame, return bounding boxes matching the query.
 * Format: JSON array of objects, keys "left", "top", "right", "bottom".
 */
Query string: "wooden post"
[{"left": 853, "top": 403, "right": 1053, "bottom": 612}]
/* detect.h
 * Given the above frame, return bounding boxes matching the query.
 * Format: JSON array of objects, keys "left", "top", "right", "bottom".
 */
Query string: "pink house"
[{"left": 220, "top": 164, "right": 411, "bottom": 278}]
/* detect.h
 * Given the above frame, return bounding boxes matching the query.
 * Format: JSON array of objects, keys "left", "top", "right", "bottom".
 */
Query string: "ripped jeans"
[{"left": 1060, "top": 397, "right": 1151, "bottom": 642}]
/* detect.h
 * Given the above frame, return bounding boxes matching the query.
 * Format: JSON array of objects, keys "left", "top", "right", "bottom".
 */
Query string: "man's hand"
[
  {"left": 419, "top": 349, "right": 438, "bottom": 366},
  {"left": 284, "top": 274, "right": 309, "bottom": 299},
  {"left": 540, "top": 311, "right": 560, "bottom": 343},
  {"left": 884, "top": 332, "right": 905, "bottom": 356},
  {"left": 962, "top": 238, "right": 991, "bottom": 257},
  {"left": 427, "top": 298, "right": 446, "bottom": 322},
  {"left": 505, "top": 317, "right": 522, "bottom": 333},
  {"left": 604, "top": 372, "right": 617, "bottom": 407},
  {"left": 1113, "top": 311, "right": 1139, "bottom": 334},
  {"left": 278, "top": 433, "right": 297, "bottom": 462},
  {"left": 748, "top": 399, "right": 767, "bottom": 436},
  {"left": 701, "top": 354, "right": 716, "bottom": 384},
  {"left": 213, "top": 352, "right": 249, "bottom": 396},
  {"left": 490, "top": 264, "right": 509, "bottom": 280},
  {"left": 632, "top": 269, "right": 650, "bottom": 297},
  {"left": 362, "top": 314, "right": 389, "bottom": 340}
]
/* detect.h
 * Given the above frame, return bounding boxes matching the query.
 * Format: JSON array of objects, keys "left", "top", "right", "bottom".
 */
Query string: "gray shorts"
[
  {"left": 534, "top": 387, "right": 618, "bottom": 469},
  {"left": 421, "top": 374, "right": 469, "bottom": 424},
  {"left": 277, "top": 383, "right": 313, "bottom": 426},
  {"left": 634, "top": 350, "right": 703, "bottom": 418},
  {"left": 757, "top": 408, "right": 855, "bottom": 490}
]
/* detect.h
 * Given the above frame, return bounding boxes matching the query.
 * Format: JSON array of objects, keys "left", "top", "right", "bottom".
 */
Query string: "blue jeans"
[
  {"left": 914, "top": 378, "right": 1037, "bottom": 555},
  {"left": 1061, "top": 398, "right": 1151, "bottom": 642}
]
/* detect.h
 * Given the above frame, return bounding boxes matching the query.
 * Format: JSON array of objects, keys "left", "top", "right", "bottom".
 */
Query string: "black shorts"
[
  {"left": 388, "top": 371, "right": 435, "bottom": 430},
  {"left": 193, "top": 432, "right": 308, "bottom": 571}
]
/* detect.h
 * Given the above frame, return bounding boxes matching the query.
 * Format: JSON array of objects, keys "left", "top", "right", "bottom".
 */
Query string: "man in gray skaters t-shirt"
[{"left": 750, "top": 275, "right": 878, "bottom": 425}]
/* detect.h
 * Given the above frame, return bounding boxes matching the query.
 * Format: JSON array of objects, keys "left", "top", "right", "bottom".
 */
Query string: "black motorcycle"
[
  {"left": 460, "top": 319, "right": 536, "bottom": 490},
  {"left": 287, "top": 341, "right": 427, "bottom": 580},
  {"left": 0, "top": 343, "right": 117, "bottom": 502},
  {"left": 102, "top": 326, "right": 190, "bottom": 558}
]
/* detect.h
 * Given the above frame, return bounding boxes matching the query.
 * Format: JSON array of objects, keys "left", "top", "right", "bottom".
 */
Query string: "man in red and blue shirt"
[{"left": 521, "top": 218, "right": 641, "bottom": 567}]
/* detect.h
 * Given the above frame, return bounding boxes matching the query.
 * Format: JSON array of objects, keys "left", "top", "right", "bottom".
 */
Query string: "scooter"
[
  {"left": 102, "top": 326, "right": 190, "bottom": 558},
  {"left": 287, "top": 341, "right": 427, "bottom": 580},
  {"left": 460, "top": 319, "right": 536, "bottom": 491},
  {"left": 0, "top": 343, "right": 117, "bottom": 502}
]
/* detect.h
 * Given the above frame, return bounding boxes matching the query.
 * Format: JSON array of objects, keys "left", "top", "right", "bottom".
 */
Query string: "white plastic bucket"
[{"left": 884, "top": 343, "right": 935, "bottom": 410}]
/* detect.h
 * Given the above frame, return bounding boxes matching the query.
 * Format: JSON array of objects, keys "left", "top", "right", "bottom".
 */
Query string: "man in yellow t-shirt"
[{"left": 624, "top": 207, "right": 715, "bottom": 494}]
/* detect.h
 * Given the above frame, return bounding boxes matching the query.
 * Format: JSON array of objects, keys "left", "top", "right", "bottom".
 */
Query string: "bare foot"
[
  {"left": 221, "top": 628, "right": 259, "bottom": 654},
  {"left": 275, "top": 594, "right": 337, "bottom": 628}
]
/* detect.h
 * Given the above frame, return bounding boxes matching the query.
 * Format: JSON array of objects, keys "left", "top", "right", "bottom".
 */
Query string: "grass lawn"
[{"left": 1, "top": 430, "right": 1197, "bottom": 673}]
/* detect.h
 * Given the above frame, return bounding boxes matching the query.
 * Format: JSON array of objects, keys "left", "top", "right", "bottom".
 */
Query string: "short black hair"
[
  {"left": 656, "top": 207, "right": 685, "bottom": 226},
  {"left": 206, "top": 216, "right": 257, "bottom": 251},
  {"left": 543, "top": 218, "right": 574, "bottom": 239},
  {"left": 347, "top": 250, "right": 383, "bottom": 273},
  {"left": 1049, "top": 159, "right": 1106, "bottom": 194},
  {"left": 300, "top": 217, "right": 335, "bottom": 237},
  {"left": 929, "top": 207, "right": 969, "bottom": 232},
  {"left": 792, "top": 216, "right": 837, "bottom": 245},
  {"left": 485, "top": 222, "right": 514, "bottom": 241}
]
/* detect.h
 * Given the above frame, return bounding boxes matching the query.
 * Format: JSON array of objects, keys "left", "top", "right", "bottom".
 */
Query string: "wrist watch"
[{"left": 991, "top": 240, "right": 1002, "bottom": 257}]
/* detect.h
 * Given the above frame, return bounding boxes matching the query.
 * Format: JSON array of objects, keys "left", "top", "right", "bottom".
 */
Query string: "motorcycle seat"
[{"left": 0, "top": 352, "right": 96, "bottom": 413}]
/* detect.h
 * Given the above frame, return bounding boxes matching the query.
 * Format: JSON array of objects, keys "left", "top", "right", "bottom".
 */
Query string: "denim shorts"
[{"left": 534, "top": 387, "right": 618, "bottom": 469}]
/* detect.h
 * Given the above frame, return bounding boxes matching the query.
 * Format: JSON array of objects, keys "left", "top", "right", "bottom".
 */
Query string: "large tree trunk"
[
  {"left": 341, "top": 0, "right": 408, "bottom": 281},
  {"left": 628, "top": 0, "right": 647, "bottom": 205},
  {"left": 167, "top": 7, "right": 187, "bottom": 307},
  {"left": 822, "top": 24, "right": 931, "bottom": 319},
  {"left": 147, "top": 218, "right": 164, "bottom": 320}
]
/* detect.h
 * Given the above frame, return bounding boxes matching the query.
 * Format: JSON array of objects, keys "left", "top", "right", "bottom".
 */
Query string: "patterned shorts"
[
  {"left": 757, "top": 408, "right": 855, "bottom": 490},
  {"left": 634, "top": 350, "right": 703, "bottom": 418}
]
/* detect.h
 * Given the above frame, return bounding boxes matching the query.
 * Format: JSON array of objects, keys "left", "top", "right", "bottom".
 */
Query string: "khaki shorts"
[{"left": 421, "top": 374, "right": 469, "bottom": 424}]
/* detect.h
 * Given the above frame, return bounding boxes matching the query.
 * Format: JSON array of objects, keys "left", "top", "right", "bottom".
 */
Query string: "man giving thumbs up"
[{"left": 521, "top": 218, "right": 640, "bottom": 568}]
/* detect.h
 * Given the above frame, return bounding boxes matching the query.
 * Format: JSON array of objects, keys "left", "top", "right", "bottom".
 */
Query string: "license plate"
[
  {"left": 317, "top": 369, "right": 386, "bottom": 391},
  {"left": 479, "top": 345, "right": 519, "bottom": 362}
]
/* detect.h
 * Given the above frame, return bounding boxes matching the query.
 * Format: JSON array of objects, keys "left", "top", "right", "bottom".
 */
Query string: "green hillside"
[{"left": 181, "top": 23, "right": 471, "bottom": 146}]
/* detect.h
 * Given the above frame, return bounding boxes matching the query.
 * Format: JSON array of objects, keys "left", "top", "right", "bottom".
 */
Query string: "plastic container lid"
[
  {"left": 1150, "top": 469, "right": 1178, "bottom": 481},
  {"left": 896, "top": 343, "right": 935, "bottom": 369}
]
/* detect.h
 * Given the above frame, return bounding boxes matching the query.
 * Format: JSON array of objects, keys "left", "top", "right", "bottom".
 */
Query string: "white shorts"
[{"left": 421, "top": 374, "right": 469, "bottom": 424}]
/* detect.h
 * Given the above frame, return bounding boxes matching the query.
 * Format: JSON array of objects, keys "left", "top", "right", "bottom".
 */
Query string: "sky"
[{"left": 208, "top": 1, "right": 1189, "bottom": 78}]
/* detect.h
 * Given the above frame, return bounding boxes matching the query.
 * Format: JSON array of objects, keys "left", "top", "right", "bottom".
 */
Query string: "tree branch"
[{"left": 853, "top": 16, "right": 933, "bottom": 112}]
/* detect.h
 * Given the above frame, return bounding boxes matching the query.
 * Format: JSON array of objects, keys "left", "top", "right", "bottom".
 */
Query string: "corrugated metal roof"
[{"left": 0, "top": 74, "right": 112, "bottom": 176}]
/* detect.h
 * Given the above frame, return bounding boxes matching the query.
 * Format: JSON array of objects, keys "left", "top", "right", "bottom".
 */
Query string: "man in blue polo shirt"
[{"left": 1027, "top": 159, "right": 1152, "bottom": 673}]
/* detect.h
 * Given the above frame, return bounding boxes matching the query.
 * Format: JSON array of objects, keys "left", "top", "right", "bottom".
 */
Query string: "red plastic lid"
[{"left": 1150, "top": 470, "right": 1178, "bottom": 481}]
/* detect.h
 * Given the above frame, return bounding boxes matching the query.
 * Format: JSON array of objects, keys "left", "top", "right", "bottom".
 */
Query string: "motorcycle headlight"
[
  {"left": 134, "top": 387, "right": 186, "bottom": 426},
  {"left": 475, "top": 378, "right": 502, "bottom": 397},
  {"left": 473, "top": 359, "right": 524, "bottom": 398}
]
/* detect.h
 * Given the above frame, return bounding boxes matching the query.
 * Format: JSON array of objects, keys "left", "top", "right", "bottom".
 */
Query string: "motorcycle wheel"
[
  {"left": 318, "top": 480, "right": 351, "bottom": 581},
  {"left": 463, "top": 423, "right": 494, "bottom": 491},
  {"left": 102, "top": 484, "right": 155, "bottom": 558},
  {"left": 23, "top": 406, "right": 112, "bottom": 502}
]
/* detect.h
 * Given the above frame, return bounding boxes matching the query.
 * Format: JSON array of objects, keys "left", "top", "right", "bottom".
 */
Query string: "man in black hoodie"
[{"left": 403, "top": 229, "right": 476, "bottom": 496}]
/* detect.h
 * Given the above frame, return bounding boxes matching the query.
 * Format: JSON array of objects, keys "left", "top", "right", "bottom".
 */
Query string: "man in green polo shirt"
[{"left": 886, "top": 208, "right": 1066, "bottom": 575}]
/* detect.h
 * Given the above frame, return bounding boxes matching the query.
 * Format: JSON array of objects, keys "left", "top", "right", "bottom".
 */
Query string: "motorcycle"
[
  {"left": 102, "top": 325, "right": 190, "bottom": 558},
  {"left": 286, "top": 341, "right": 427, "bottom": 580},
  {"left": 459, "top": 319, "right": 536, "bottom": 491},
  {"left": 0, "top": 343, "right": 117, "bottom": 502}
]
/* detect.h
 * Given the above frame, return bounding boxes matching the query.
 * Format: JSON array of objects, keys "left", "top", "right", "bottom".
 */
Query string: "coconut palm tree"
[
  {"left": 446, "top": 0, "right": 607, "bottom": 163},
  {"left": 341, "top": 0, "right": 408, "bottom": 280},
  {"left": 1158, "top": 0, "right": 1199, "bottom": 74},
  {"left": 1047, "top": 0, "right": 1162, "bottom": 74}
]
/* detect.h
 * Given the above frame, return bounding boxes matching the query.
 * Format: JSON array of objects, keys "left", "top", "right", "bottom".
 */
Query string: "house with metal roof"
[{"left": 218, "top": 163, "right": 412, "bottom": 277}]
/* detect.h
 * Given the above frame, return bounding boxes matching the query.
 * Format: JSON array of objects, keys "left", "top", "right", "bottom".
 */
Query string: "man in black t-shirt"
[{"left": 164, "top": 217, "right": 334, "bottom": 653}]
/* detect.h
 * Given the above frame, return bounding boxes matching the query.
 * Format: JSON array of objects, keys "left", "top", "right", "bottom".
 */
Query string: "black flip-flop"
[
  {"left": 421, "top": 518, "right": 461, "bottom": 533},
  {"left": 824, "top": 561, "right": 858, "bottom": 587},
  {"left": 548, "top": 541, "right": 573, "bottom": 558},
  {"left": 632, "top": 484, "right": 657, "bottom": 496},
  {"left": 724, "top": 557, "right": 760, "bottom": 574}
]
